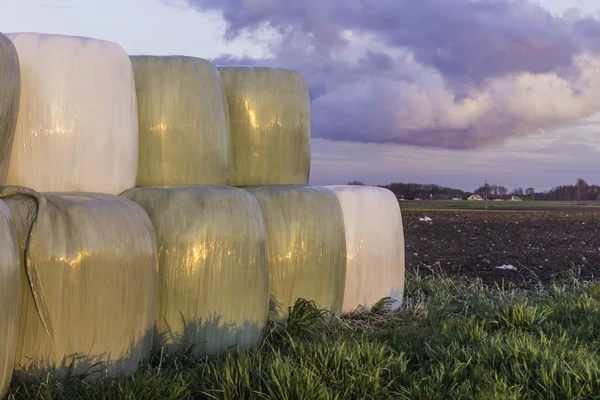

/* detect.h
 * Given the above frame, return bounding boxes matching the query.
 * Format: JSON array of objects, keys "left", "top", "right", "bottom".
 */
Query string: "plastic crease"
[{"left": 0, "top": 185, "right": 56, "bottom": 352}]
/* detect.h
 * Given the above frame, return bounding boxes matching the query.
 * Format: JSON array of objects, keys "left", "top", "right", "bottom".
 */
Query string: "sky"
[{"left": 1, "top": 0, "right": 599, "bottom": 191}]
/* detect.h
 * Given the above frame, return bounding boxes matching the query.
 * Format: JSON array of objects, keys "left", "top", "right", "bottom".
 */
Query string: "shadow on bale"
[{"left": 13, "top": 328, "right": 155, "bottom": 382}]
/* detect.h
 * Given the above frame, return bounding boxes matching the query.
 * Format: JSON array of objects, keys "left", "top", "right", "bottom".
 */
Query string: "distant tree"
[
  {"left": 511, "top": 187, "right": 524, "bottom": 196},
  {"left": 347, "top": 180, "right": 365, "bottom": 186},
  {"left": 576, "top": 178, "right": 589, "bottom": 201},
  {"left": 526, "top": 187, "right": 535, "bottom": 201}
]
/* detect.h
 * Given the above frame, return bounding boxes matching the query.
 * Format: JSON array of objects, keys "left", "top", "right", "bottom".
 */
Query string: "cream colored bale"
[
  {"left": 122, "top": 186, "right": 269, "bottom": 357},
  {"left": 0, "top": 33, "right": 20, "bottom": 185},
  {"left": 6, "top": 33, "right": 138, "bottom": 194},
  {"left": 244, "top": 186, "right": 346, "bottom": 319},
  {"left": 0, "top": 200, "right": 21, "bottom": 398},
  {"left": 131, "top": 56, "right": 230, "bottom": 186},
  {"left": 0, "top": 187, "right": 157, "bottom": 378},
  {"left": 218, "top": 67, "right": 310, "bottom": 186},
  {"left": 326, "top": 186, "right": 405, "bottom": 313}
]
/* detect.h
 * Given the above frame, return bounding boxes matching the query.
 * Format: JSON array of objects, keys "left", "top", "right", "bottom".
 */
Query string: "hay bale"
[
  {"left": 219, "top": 67, "right": 310, "bottom": 186},
  {"left": 0, "top": 200, "right": 20, "bottom": 398},
  {"left": 244, "top": 186, "right": 346, "bottom": 319},
  {"left": 326, "top": 186, "right": 405, "bottom": 313},
  {"left": 0, "top": 33, "right": 20, "bottom": 185},
  {"left": 131, "top": 56, "right": 230, "bottom": 186},
  {"left": 122, "top": 186, "right": 269, "bottom": 357},
  {"left": 6, "top": 33, "right": 138, "bottom": 194},
  {"left": 1, "top": 187, "right": 157, "bottom": 378}
]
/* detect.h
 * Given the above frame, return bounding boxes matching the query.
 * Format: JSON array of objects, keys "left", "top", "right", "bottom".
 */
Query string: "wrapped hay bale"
[
  {"left": 131, "top": 56, "right": 231, "bottom": 186},
  {"left": 218, "top": 67, "right": 310, "bottom": 186},
  {"left": 244, "top": 186, "right": 346, "bottom": 319},
  {"left": 0, "top": 187, "right": 157, "bottom": 378},
  {"left": 122, "top": 186, "right": 269, "bottom": 357},
  {"left": 0, "top": 33, "right": 20, "bottom": 185},
  {"left": 5, "top": 33, "right": 138, "bottom": 194},
  {"left": 0, "top": 200, "right": 21, "bottom": 398},
  {"left": 326, "top": 186, "right": 405, "bottom": 313}
]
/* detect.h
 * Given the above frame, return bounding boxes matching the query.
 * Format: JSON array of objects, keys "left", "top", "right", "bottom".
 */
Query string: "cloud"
[{"left": 172, "top": 0, "right": 600, "bottom": 149}]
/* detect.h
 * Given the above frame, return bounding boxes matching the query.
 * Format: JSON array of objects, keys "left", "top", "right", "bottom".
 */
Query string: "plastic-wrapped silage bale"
[
  {"left": 122, "top": 186, "right": 269, "bottom": 357},
  {"left": 218, "top": 67, "right": 311, "bottom": 186},
  {"left": 0, "top": 200, "right": 21, "bottom": 398},
  {"left": 0, "top": 33, "right": 20, "bottom": 185},
  {"left": 243, "top": 186, "right": 346, "bottom": 319},
  {"left": 0, "top": 187, "right": 157, "bottom": 378},
  {"left": 326, "top": 186, "right": 405, "bottom": 313},
  {"left": 5, "top": 33, "right": 138, "bottom": 194},
  {"left": 131, "top": 56, "right": 231, "bottom": 186}
]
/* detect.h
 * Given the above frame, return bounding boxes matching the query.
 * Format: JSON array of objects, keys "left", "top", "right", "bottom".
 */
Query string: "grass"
[
  {"left": 399, "top": 199, "right": 600, "bottom": 211},
  {"left": 8, "top": 268, "right": 600, "bottom": 399}
]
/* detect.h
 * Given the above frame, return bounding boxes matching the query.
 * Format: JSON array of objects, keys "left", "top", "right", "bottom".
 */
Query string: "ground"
[{"left": 402, "top": 207, "right": 600, "bottom": 286}]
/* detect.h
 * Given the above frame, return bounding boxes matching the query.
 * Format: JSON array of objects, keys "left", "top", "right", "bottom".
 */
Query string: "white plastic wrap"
[
  {"left": 0, "top": 33, "right": 20, "bottom": 185},
  {"left": 5, "top": 33, "right": 138, "bottom": 194},
  {"left": 326, "top": 186, "right": 405, "bottom": 312},
  {"left": 0, "top": 200, "right": 20, "bottom": 398},
  {"left": 0, "top": 187, "right": 158, "bottom": 378},
  {"left": 122, "top": 186, "right": 269, "bottom": 357}
]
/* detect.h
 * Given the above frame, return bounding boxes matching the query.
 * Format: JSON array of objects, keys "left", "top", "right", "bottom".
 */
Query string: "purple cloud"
[{"left": 172, "top": 0, "right": 600, "bottom": 149}]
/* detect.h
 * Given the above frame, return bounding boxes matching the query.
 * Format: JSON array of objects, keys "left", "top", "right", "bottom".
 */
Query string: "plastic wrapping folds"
[
  {"left": 326, "top": 186, "right": 406, "bottom": 313},
  {"left": 244, "top": 186, "right": 346, "bottom": 319},
  {"left": 0, "top": 187, "right": 158, "bottom": 378},
  {"left": 5, "top": 33, "right": 138, "bottom": 194},
  {"left": 218, "top": 67, "right": 311, "bottom": 186},
  {"left": 131, "top": 56, "right": 231, "bottom": 186},
  {"left": 0, "top": 200, "right": 20, "bottom": 398},
  {"left": 0, "top": 33, "right": 20, "bottom": 185},
  {"left": 122, "top": 186, "right": 269, "bottom": 357}
]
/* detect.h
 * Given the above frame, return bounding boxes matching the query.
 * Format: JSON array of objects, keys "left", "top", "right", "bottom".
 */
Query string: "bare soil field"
[{"left": 402, "top": 210, "right": 600, "bottom": 286}]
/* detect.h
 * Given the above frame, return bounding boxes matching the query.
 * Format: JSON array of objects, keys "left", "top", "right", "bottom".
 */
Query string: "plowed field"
[{"left": 402, "top": 210, "right": 600, "bottom": 286}]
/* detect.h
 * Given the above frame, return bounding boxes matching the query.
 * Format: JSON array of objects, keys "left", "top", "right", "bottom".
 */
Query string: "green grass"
[
  {"left": 8, "top": 268, "right": 600, "bottom": 399},
  {"left": 399, "top": 199, "right": 600, "bottom": 211}
]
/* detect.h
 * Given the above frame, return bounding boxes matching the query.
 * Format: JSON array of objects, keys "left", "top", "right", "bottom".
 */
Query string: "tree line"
[{"left": 348, "top": 178, "right": 600, "bottom": 201}]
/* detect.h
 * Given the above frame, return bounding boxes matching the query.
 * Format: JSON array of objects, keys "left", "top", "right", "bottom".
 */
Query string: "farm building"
[
  {"left": 511, "top": 196, "right": 523, "bottom": 201},
  {"left": 467, "top": 195, "right": 484, "bottom": 201}
]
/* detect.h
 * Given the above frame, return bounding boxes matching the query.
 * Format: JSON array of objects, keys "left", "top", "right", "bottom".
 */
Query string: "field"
[
  {"left": 400, "top": 199, "right": 600, "bottom": 212},
  {"left": 402, "top": 208, "right": 600, "bottom": 286},
  {"left": 8, "top": 206, "right": 600, "bottom": 399}
]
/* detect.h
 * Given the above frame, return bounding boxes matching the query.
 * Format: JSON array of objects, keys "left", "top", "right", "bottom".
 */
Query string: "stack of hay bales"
[
  {"left": 218, "top": 66, "right": 348, "bottom": 319},
  {"left": 0, "top": 33, "right": 158, "bottom": 380},
  {"left": 123, "top": 57, "right": 270, "bottom": 358},
  {"left": 0, "top": 29, "right": 405, "bottom": 390}
]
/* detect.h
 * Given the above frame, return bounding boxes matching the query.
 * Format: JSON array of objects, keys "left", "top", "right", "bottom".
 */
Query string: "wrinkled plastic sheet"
[
  {"left": 0, "top": 33, "right": 20, "bottom": 185},
  {"left": 218, "top": 67, "right": 311, "bottom": 186},
  {"left": 0, "top": 200, "right": 20, "bottom": 398},
  {"left": 5, "top": 33, "right": 138, "bottom": 194},
  {"left": 122, "top": 186, "right": 269, "bottom": 357},
  {"left": 0, "top": 186, "right": 158, "bottom": 379},
  {"left": 131, "top": 56, "right": 231, "bottom": 186},
  {"left": 326, "top": 186, "right": 405, "bottom": 313},
  {"left": 243, "top": 186, "right": 346, "bottom": 319}
]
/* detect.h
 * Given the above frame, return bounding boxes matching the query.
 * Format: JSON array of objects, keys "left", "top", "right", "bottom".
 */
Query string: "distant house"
[
  {"left": 467, "top": 194, "right": 484, "bottom": 201},
  {"left": 511, "top": 196, "right": 523, "bottom": 201}
]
